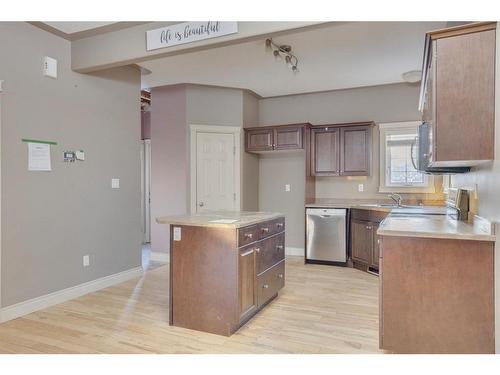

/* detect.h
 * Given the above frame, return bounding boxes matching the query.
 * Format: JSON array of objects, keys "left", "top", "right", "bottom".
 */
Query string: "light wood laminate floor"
[{"left": 0, "top": 257, "right": 381, "bottom": 354}]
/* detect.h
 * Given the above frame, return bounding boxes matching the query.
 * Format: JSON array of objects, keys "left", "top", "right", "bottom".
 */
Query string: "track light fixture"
[{"left": 265, "top": 38, "right": 299, "bottom": 72}]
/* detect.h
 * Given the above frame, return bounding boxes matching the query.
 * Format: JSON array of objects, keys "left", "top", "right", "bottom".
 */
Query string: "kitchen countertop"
[
  {"left": 156, "top": 211, "right": 283, "bottom": 228},
  {"left": 305, "top": 198, "right": 445, "bottom": 210},
  {"left": 378, "top": 214, "right": 496, "bottom": 242}
]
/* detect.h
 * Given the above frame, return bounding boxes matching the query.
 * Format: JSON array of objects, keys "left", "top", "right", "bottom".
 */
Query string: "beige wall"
[
  {"left": 449, "top": 25, "right": 500, "bottom": 352},
  {"left": 0, "top": 23, "right": 142, "bottom": 307}
]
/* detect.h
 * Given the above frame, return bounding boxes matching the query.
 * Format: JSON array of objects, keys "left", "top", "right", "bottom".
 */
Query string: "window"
[{"left": 379, "top": 122, "right": 434, "bottom": 193}]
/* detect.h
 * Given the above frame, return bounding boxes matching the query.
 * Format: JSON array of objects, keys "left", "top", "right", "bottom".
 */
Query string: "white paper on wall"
[{"left": 28, "top": 142, "right": 52, "bottom": 171}]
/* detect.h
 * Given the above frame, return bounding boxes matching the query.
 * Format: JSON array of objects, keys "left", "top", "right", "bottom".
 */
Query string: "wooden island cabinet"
[{"left": 157, "top": 212, "right": 285, "bottom": 336}]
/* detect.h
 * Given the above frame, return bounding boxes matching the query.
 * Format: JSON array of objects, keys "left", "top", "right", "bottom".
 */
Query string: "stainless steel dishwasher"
[{"left": 306, "top": 208, "right": 347, "bottom": 265}]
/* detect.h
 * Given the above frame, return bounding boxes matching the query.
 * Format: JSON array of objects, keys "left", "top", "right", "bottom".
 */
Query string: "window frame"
[{"left": 379, "top": 121, "right": 435, "bottom": 194}]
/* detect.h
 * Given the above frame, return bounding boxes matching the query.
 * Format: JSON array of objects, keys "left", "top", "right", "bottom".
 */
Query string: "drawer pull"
[
  {"left": 240, "top": 249, "right": 254, "bottom": 257},
  {"left": 366, "top": 226, "right": 372, "bottom": 230},
  {"left": 276, "top": 245, "right": 284, "bottom": 251},
  {"left": 263, "top": 284, "right": 269, "bottom": 289},
  {"left": 244, "top": 233, "right": 253, "bottom": 239},
  {"left": 277, "top": 273, "right": 283, "bottom": 279},
  {"left": 254, "top": 247, "right": 261, "bottom": 253},
  {"left": 276, "top": 223, "right": 284, "bottom": 228},
  {"left": 261, "top": 227, "right": 269, "bottom": 233}
]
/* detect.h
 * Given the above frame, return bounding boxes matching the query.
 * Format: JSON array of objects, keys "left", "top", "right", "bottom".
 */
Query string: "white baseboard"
[
  {"left": 150, "top": 251, "right": 169, "bottom": 263},
  {"left": 286, "top": 246, "right": 304, "bottom": 257},
  {"left": 0, "top": 266, "right": 143, "bottom": 323}
]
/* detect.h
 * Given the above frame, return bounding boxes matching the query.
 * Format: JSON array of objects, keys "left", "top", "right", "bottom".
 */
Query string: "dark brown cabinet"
[
  {"left": 420, "top": 22, "right": 496, "bottom": 167},
  {"left": 246, "top": 128, "right": 274, "bottom": 151},
  {"left": 245, "top": 124, "right": 307, "bottom": 152},
  {"left": 311, "top": 127, "right": 340, "bottom": 176},
  {"left": 350, "top": 209, "right": 387, "bottom": 273},
  {"left": 351, "top": 219, "right": 372, "bottom": 264},
  {"left": 311, "top": 123, "right": 373, "bottom": 177},
  {"left": 340, "top": 126, "right": 371, "bottom": 176},
  {"left": 238, "top": 246, "right": 257, "bottom": 320}
]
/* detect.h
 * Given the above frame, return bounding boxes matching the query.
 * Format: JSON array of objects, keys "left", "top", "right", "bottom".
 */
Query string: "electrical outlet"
[
  {"left": 43, "top": 56, "right": 57, "bottom": 79},
  {"left": 358, "top": 184, "right": 364, "bottom": 192},
  {"left": 111, "top": 178, "right": 120, "bottom": 189},
  {"left": 285, "top": 184, "right": 291, "bottom": 192},
  {"left": 83, "top": 255, "right": 90, "bottom": 267}
]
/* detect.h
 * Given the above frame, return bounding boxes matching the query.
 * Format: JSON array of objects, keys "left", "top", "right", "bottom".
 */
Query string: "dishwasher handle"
[{"left": 306, "top": 208, "right": 347, "bottom": 217}]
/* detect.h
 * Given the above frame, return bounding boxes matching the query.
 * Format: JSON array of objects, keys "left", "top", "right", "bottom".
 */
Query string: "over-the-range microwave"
[{"left": 412, "top": 122, "right": 470, "bottom": 175}]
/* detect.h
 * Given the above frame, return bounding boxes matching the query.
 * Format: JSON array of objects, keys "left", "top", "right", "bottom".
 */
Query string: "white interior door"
[
  {"left": 140, "top": 140, "right": 151, "bottom": 243},
  {"left": 195, "top": 131, "right": 236, "bottom": 212}
]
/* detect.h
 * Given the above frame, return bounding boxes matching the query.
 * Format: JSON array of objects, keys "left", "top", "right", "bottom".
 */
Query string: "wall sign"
[{"left": 146, "top": 22, "right": 238, "bottom": 51}]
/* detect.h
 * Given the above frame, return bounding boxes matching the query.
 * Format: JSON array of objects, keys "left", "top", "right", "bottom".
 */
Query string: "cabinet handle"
[
  {"left": 244, "top": 233, "right": 253, "bottom": 239},
  {"left": 240, "top": 249, "right": 254, "bottom": 257},
  {"left": 377, "top": 239, "right": 381, "bottom": 245},
  {"left": 277, "top": 273, "right": 283, "bottom": 279},
  {"left": 276, "top": 245, "right": 284, "bottom": 251},
  {"left": 261, "top": 227, "right": 269, "bottom": 233},
  {"left": 254, "top": 247, "right": 260, "bottom": 253},
  {"left": 366, "top": 226, "right": 372, "bottom": 230},
  {"left": 276, "top": 223, "right": 284, "bottom": 228},
  {"left": 263, "top": 284, "right": 269, "bottom": 289}
]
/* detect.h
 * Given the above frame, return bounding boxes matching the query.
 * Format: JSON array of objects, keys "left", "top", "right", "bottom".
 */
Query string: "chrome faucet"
[{"left": 388, "top": 193, "right": 403, "bottom": 207}]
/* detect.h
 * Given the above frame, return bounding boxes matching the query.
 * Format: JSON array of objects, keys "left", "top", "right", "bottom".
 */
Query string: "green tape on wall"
[{"left": 21, "top": 138, "right": 57, "bottom": 145}]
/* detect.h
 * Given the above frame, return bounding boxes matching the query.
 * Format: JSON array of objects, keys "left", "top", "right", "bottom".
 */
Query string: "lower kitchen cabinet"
[
  {"left": 350, "top": 209, "right": 387, "bottom": 273},
  {"left": 238, "top": 245, "right": 258, "bottom": 320},
  {"left": 351, "top": 219, "right": 372, "bottom": 264}
]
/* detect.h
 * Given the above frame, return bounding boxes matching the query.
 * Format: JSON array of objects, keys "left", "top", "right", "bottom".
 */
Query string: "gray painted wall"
[
  {"left": 150, "top": 85, "right": 188, "bottom": 254},
  {"left": 149, "top": 84, "right": 258, "bottom": 253},
  {"left": 0, "top": 23, "right": 142, "bottom": 307}
]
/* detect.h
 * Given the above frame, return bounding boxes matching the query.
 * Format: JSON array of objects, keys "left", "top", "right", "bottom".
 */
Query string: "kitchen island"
[{"left": 156, "top": 211, "right": 286, "bottom": 336}]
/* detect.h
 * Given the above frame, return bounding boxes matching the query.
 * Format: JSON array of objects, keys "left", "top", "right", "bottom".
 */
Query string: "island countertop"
[
  {"left": 156, "top": 211, "right": 284, "bottom": 228},
  {"left": 378, "top": 214, "right": 496, "bottom": 242}
]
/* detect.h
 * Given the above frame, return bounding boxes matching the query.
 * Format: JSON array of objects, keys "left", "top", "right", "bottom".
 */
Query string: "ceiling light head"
[
  {"left": 265, "top": 38, "right": 272, "bottom": 50},
  {"left": 402, "top": 70, "right": 422, "bottom": 83},
  {"left": 273, "top": 49, "right": 280, "bottom": 58},
  {"left": 279, "top": 45, "right": 292, "bottom": 53}
]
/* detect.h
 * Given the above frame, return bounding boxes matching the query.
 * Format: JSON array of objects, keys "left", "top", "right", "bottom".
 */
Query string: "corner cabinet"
[
  {"left": 245, "top": 124, "right": 308, "bottom": 152},
  {"left": 311, "top": 123, "right": 373, "bottom": 177},
  {"left": 420, "top": 22, "right": 496, "bottom": 167}
]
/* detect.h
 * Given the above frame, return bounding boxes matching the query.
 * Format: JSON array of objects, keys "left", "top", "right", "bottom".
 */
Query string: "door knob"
[{"left": 198, "top": 202, "right": 204, "bottom": 207}]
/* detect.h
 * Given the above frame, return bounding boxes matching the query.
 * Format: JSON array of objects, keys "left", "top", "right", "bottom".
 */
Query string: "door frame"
[
  {"left": 189, "top": 124, "right": 241, "bottom": 214},
  {"left": 140, "top": 139, "right": 151, "bottom": 243}
]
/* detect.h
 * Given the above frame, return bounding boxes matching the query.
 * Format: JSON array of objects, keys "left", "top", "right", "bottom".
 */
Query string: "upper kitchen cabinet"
[
  {"left": 245, "top": 124, "right": 309, "bottom": 152},
  {"left": 311, "top": 122, "right": 373, "bottom": 177},
  {"left": 419, "top": 22, "right": 496, "bottom": 167}
]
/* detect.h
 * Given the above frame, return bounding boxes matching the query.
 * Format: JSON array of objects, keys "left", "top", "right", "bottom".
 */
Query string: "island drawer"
[
  {"left": 257, "top": 217, "right": 285, "bottom": 240},
  {"left": 238, "top": 225, "right": 261, "bottom": 247},
  {"left": 256, "top": 233, "right": 285, "bottom": 274},
  {"left": 257, "top": 260, "right": 285, "bottom": 307}
]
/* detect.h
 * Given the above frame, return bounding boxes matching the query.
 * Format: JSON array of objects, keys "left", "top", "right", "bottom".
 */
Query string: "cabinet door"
[
  {"left": 274, "top": 127, "right": 303, "bottom": 150},
  {"left": 311, "top": 128, "right": 340, "bottom": 176},
  {"left": 370, "top": 222, "right": 380, "bottom": 270},
  {"left": 340, "top": 126, "right": 371, "bottom": 176},
  {"left": 433, "top": 29, "right": 495, "bottom": 164},
  {"left": 351, "top": 219, "right": 372, "bottom": 264},
  {"left": 238, "top": 246, "right": 257, "bottom": 320},
  {"left": 246, "top": 129, "right": 274, "bottom": 151}
]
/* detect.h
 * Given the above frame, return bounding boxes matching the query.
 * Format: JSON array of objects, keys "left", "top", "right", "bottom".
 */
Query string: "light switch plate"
[
  {"left": 173, "top": 227, "right": 182, "bottom": 241},
  {"left": 83, "top": 255, "right": 90, "bottom": 267},
  {"left": 358, "top": 184, "right": 364, "bottom": 192},
  {"left": 75, "top": 150, "right": 85, "bottom": 161},
  {"left": 111, "top": 178, "right": 120, "bottom": 189},
  {"left": 43, "top": 56, "right": 57, "bottom": 79},
  {"left": 285, "top": 184, "right": 291, "bottom": 192}
]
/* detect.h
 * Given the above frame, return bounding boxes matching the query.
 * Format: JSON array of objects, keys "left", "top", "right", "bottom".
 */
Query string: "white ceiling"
[
  {"left": 44, "top": 22, "right": 116, "bottom": 34},
  {"left": 140, "top": 22, "right": 447, "bottom": 97}
]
